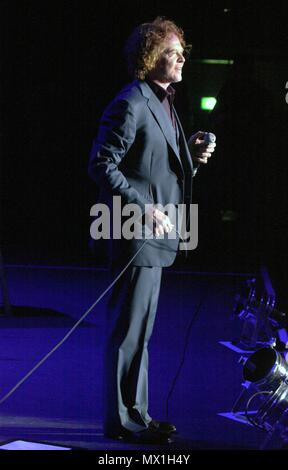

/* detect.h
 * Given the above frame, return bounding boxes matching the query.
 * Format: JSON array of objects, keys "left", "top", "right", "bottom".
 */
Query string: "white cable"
[
  {"left": 0, "top": 238, "right": 150, "bottom": 405},
  {"left": 0, "top": 224, "right": 184, "bottom": 406}
]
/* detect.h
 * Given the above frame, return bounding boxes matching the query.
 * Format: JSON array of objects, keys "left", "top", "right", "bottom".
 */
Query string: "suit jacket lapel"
[
  {"left": 173, "top": 106, "right": 194, "bottom": 174},
  {"left": 138, "top": 81, "right": 184, "bottom": 174}
]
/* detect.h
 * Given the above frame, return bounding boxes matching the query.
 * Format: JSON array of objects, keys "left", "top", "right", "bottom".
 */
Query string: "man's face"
[{"left": 149, "top": 33, "right": 185, "bottom": 86}]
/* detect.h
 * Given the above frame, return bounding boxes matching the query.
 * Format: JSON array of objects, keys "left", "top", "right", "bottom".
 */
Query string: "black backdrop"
[{"left": 0, "top": 1, "right": 287, "bottom": 300}]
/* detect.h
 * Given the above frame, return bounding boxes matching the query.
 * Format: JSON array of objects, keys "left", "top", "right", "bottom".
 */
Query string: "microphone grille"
[{"left": 204, "top": 132, "right": 216, "bottom": 144}]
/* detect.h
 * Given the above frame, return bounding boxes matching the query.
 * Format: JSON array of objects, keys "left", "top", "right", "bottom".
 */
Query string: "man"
[{"left": 88, "top": 17, "right": 215, "bottom": 444}]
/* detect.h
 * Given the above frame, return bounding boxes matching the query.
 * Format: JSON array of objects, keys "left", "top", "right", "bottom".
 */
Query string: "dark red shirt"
[{"left": 146, "top": 80, "right": 177, "bottom": 129}]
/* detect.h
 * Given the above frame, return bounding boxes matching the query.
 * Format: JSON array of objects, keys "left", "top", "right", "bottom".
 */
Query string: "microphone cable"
[
  {"left": 0, "top": 222, "right": 197, "bottom": 415},
  {"left": 0, "top": 237, "right": 151, "bottom": 406},
  {"left": 165, "top": 281, "right": 210, "bottom": 421},
  {"left": 164, "top": 225, "right": 211, "bottom": 421},
  {"left": 0, "top": 222, "right": 184, "bottom": 407}
]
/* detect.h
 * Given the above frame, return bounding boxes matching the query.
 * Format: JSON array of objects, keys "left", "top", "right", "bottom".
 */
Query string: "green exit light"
[{"left": 201, "top": 97, "right": 217, "bottom": 111}]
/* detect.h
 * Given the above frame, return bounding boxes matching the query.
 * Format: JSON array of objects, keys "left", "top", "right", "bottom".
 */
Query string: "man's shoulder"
[
  {"left": 114, "top": 80, "right": 151, "bottom": 105},
  {"left": 101, "top": 80, "right": 153, "bottom": 120}
]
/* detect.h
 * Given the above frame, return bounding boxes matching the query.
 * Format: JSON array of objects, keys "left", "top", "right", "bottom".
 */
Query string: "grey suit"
[
  {"left": 89, "top": 80, "right": 195, "bottom": 267},
  {"left": 89, "top": 80, "right": 195, "bottom": 433}
]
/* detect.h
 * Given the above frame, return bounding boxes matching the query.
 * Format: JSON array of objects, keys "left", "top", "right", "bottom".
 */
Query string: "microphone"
[{"left": 203, "top": 132, "right": 216, "bottom": 144}]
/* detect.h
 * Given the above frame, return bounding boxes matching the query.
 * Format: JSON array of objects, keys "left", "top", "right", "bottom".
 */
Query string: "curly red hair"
[{"left": 124, "top": 16, "right": 189, "bottom": 80}]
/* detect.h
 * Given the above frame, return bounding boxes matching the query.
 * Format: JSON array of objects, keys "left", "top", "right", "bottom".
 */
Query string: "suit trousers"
[{"left": 103, "top": 264, "right": 162, "bottom": 434}]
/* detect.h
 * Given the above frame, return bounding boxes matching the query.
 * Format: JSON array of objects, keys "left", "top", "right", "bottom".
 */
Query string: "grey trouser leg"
[{"left": 103, "top": 265, "right": 162, "bottom": 434}]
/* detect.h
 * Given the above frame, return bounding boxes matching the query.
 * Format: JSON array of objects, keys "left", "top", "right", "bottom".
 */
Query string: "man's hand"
[
  {"left": 188, "top": 131, "right": 216, "bottom": 164},
  {"left": 146, "top": 206, "right": 174, "bottom": 238}
]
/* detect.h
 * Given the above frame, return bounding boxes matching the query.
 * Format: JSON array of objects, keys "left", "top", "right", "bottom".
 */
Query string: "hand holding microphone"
[{"left": 188, "top": 131, "right": 216, "bottom": 164}]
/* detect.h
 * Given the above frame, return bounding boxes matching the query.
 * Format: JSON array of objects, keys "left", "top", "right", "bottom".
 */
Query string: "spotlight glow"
[{"left": 201, "top": 97, "right": 217, "bottom": 111}]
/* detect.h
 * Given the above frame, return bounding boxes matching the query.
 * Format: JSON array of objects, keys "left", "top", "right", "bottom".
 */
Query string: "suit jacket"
[{"left": 88, "top": 80, "right": 195, "bottom": 267}]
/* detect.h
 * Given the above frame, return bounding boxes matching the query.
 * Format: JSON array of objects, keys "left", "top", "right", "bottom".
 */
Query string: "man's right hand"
[{"left": 146, "top": 206, "right": 174, "bottom": 237}]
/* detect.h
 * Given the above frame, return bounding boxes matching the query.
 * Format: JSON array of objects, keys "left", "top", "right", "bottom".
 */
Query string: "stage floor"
[{"left": 0, "top": 265, "right": 275, "bottom": 450}]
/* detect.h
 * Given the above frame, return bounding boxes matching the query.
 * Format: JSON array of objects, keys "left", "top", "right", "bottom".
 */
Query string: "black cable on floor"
[{"left": 165, "top": 279, "right": 211, "bottom": 421}]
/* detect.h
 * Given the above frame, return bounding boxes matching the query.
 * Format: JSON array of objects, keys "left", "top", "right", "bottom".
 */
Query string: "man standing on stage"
[{"left": 89, "top": 17, "right": 215, "bottom": 444}]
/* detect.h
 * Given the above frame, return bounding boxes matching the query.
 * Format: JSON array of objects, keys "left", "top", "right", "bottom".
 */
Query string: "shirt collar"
[{"left": 146, "top": 79, "right": 175, "bottom": 103}]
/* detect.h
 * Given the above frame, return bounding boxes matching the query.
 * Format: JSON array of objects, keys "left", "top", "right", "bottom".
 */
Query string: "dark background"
[{"left": 0, "top": 0, "right": 287, "bottom": 299}]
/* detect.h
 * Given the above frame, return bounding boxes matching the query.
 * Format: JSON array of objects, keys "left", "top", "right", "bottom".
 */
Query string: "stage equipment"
[
  {"left": 222, "top": 347, "right": 288, "bottom": 449},
  {"left": 232, "top": 277, "right": 287, "bottom": 351},
  {"left": 243, "top": 347, "right": 288, "bottom": 428}
]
